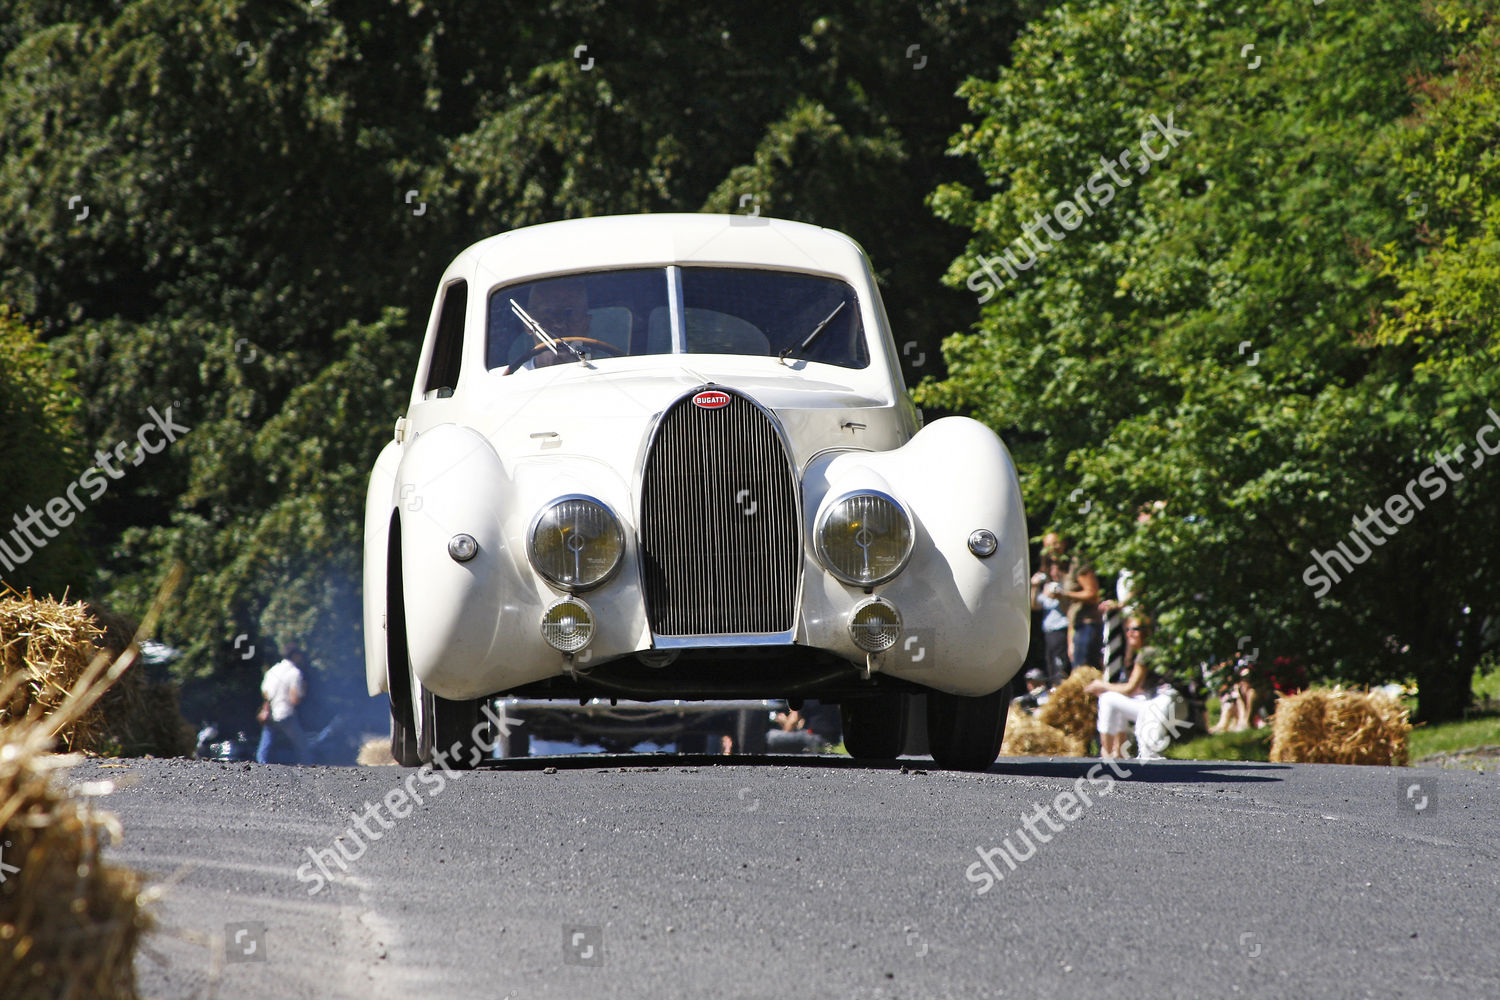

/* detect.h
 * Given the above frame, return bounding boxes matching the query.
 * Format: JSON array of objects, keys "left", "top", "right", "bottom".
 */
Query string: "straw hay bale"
[
  {"left": 0, "top": 731, "right": 149, "bottom": 999},
  {"left": 0, "top": 628, "right": 151, "bottom": 1000},
  {"left": 1270, "top": 686, "right": 1411, "bottom": 766},
  {"left": 1037, "top": 666, "right": 1103, "bottom": 748},
  {"left": 0, "top": 595, "right": 190, "bottom": 757},
  {"left": 357, "top": 736, "right": 397, "bottom": 766},
  {"left": 1001, "top": 704, "right": 1086, "bottom": 757}
]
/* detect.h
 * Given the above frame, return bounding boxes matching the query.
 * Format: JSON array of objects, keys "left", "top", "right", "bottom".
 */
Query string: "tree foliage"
[
  {"left": 0, "top": 307, "right": 90, "bottom": 596},
  {"left": 0, "top": 0, "right": 1036, "bottom": 722},
  {"left": 920, "top": 0, "right": 1499, "bottom": 721}
]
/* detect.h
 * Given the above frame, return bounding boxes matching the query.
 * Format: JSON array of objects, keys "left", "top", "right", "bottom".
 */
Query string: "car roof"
[{"left": 453, "top": 213, "right": 872, "bottom": 288}]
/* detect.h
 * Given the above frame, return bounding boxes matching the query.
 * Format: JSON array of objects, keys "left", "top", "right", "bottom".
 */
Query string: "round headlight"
[
  {"left": 528, "top": 496, "right": 624, "bottom": 591},
  {"left": 816, "top": 491, "right": 914, "bottom": 587}
]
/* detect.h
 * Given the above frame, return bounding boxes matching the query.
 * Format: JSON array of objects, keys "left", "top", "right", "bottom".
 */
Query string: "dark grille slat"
[{"left": 641, "top": 389, "right": 799, "bottom": 636}]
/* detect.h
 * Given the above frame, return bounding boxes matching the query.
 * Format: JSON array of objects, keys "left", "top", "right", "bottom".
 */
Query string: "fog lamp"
[
  {"left": 848, "top": 597, "right": 903, "bottom": 653},
  {"left": 541, "top": 596, "right": 595, "bottom": 653}
]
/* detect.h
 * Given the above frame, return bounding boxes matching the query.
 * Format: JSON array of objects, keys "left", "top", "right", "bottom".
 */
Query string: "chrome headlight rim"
[
  {"left": 814, "top": 488, "right": 916, "bottom": 588},
  {"left": 526, "top": 494, "right": 626, "bottom": 592}
]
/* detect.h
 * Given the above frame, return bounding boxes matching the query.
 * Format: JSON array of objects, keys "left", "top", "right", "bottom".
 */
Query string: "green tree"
[
  {"left": 920, "top": 0, "right": 1496, "bottom": 721},
  {"left": 0, "top": 307, "right": 91, "bottom": 596},
  {"left": 0, "top": 0, "right": 1038, "bottom": 723}
]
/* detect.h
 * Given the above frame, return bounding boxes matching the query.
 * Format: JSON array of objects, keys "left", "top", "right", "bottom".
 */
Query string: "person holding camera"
[{"left": 1030, "top": 556, "right": 1072, "bottom": 687}]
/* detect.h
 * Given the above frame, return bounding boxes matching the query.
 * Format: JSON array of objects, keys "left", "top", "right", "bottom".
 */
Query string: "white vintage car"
[{"left": 363, "top": 213, "right": 1030, "bottom": 770}]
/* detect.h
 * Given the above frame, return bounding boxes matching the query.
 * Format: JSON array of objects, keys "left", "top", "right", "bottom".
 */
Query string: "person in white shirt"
[{"left": 256, "top": 644, "right": 312, "bottom": 764}]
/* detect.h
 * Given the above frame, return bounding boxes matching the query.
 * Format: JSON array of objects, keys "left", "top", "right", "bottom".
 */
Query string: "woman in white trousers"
[{"left": 1084, "top": 617, "right": 1184, "bottom": 759}]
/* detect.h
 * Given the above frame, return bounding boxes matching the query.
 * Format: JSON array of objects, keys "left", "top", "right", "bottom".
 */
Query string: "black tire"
[
  {"left": 841, "top": 694, "right": 909, "bottom": 760},
  {"left": 421, "top": 688, "right": 486, "bottom": 770},
  {"left": 389, "top": 701, "right": 421, "bottom": 767},
  {"left": 926, "top": 685, "right": 1010, "bottom": 772},
  {"left": 386, "top": 522, "right": 422, "bottom": 767},
  {"left": 388, "top": 517, "right": 487, "bottom": 769}
]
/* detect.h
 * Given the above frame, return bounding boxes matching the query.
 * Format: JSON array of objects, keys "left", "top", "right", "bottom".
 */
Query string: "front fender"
[
  {"left": 801, "top": 416, "right": 1030, "bottom": 696},
  {"left": 395, "top": 427, "right": 652, "bottom": 701},
  {"left": 362, "top": 438, "right": 403, "bottom": 697},
  {"left": 394, "top": 424, "right": 518, "bottom": 699}
]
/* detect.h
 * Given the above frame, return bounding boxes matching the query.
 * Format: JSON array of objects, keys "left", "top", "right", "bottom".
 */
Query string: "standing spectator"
[
  {"left": 257, "top": 644, "right": 312, "bottom": 764},
  {"left": 1055, "top": 536, "right": 1102, "bottom": 668},
  {"left": 1031, "top": 558, "right": 1072, "bottom": 687},
  {"left": 1084, "top": 617, "right": 1185, "bottom": 759}
]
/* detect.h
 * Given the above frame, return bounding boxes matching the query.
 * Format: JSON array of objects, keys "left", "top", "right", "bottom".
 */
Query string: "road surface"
[{"left": 67, "top": 752, "right": 1499, "bottom": 999}]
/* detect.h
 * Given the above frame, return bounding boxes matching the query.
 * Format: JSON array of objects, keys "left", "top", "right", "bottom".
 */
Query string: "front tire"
[
  {"left": 386, "top": 516, "right": 485, "bottom": 769},
  {"left": 386, "top": 522, "right": 422, "bottom": 767},
  {"left": 389, "top": 702, "right": 421, "bottom": 767},
  {"left": 417, "top": 687, "right": 487, "bottom": 770},
  {"left": 926, "top": 686, "right": 1010, "bottom": 772},
  {"left": 840, "top": 694, "right": 908, "bottom": 761}
]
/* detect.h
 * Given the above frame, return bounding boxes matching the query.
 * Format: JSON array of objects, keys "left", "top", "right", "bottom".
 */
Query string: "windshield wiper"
[
  {"left": 509, "top": 299, "right": 595, "bottom": 368},
  {"left": 778, "top": 300, "right": 847, "bottom": 365}
]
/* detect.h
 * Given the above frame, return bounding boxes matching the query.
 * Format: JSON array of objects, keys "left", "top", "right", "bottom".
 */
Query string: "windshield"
[{"left": 486, "top": 267, "right": 867, "bottom": 372}]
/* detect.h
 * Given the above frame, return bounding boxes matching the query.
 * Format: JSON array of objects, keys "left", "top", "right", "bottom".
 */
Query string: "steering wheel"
[{"left": 514, "top": 337, "right": 628, "bottom": 368}]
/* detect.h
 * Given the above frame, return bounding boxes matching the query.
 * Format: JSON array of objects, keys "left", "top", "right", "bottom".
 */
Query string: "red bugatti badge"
[{"left": 692, "top": 390, "right": 731, "bottom": 409}]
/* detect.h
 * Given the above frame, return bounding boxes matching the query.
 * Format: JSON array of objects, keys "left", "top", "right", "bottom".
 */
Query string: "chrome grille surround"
[{"left": 638, "top": 387, "right": 801, "bottom": 640}]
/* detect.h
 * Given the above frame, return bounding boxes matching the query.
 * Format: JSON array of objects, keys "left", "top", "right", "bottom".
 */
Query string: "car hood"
[{"left": 459, "top": 360, "right": 913, "bottom": 471}]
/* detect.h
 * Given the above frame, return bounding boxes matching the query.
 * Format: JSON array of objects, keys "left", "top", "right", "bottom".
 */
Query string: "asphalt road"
[{"left": 68, "top": 752, "right": 1498, "bottom": 1000}]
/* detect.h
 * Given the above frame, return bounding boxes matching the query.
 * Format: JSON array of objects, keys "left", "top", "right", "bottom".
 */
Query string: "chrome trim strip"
[
  {"left": 652, "top": 631, "right": 798, "bottom": 649},
  {"left": 666, "top": 265, "right": 686, "bottom": 355}
]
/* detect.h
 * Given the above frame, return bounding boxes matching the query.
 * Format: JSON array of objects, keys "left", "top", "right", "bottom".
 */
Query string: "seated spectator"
[
  {"left": 1207, "top": 651, "right": 1276, "bottom": 733},
  {"left": 1084, "top": 618, "right": 1186, "bottom": 760},
  {"left": 766, "top": 699, "right": 840, "bottom": 753},
  {"left": 1012, "top": 668, "right": 1051, "bottom": 713},
  {"left": 1206, "top": 658, "right": 1245, "bottom": 733}
]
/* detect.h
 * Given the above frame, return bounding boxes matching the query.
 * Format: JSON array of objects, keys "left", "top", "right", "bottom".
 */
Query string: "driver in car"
[{"left": 508, "top": 278, "right": 592, "bottom": 371}]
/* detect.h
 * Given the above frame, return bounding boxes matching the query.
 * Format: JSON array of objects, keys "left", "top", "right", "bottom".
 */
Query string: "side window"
[{"left": 424, "top": 280, "right": 467, "bottom": 396}]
